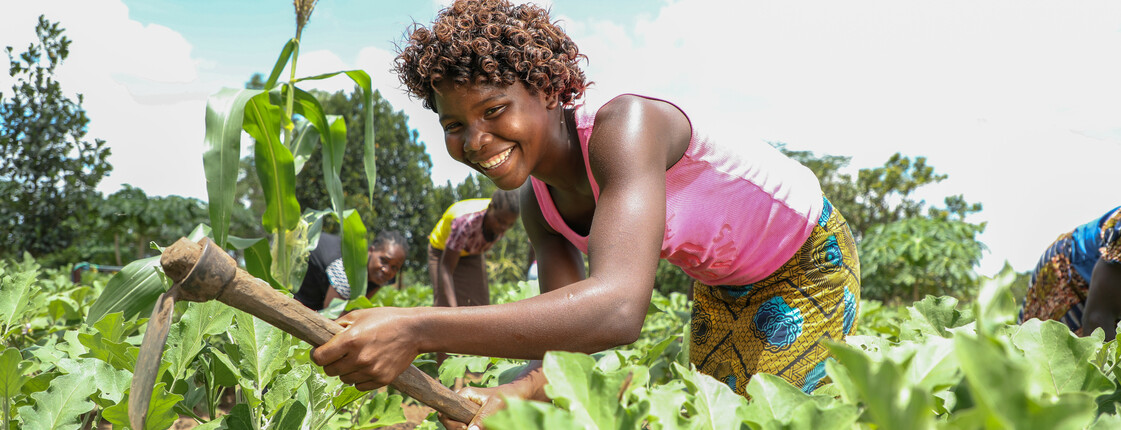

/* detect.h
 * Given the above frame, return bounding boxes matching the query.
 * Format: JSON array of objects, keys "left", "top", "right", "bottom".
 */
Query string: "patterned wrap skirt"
[
  {"left": 1018, "top": 208, "right": 1121, "bottom": 334},
  {"left": 689, "top": 197, "right": 861, "bottom": 395}
]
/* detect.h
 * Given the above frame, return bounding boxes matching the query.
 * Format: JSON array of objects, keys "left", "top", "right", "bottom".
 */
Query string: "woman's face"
[
  {"left": 367, "top": 243, "right": 406, "bottom": 286},
  {"left": 433, "top": 80, "right": 558, "bottom": 191},
  {"left": 483, "top": 208, "right": 519, "bottom": 239}
]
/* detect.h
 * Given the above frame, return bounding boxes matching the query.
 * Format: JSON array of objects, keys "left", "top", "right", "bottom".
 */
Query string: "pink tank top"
[{"left": 530, "top": 95, "right": 824, "bottom": 285}]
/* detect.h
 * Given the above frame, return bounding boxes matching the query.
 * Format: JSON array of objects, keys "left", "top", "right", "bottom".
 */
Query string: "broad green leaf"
[
  {"left": 677, "top": 364, "right": 750, "bottom": 430},
  {"left": 642, "top": 380, "right": 689, "bottom": 430},
  {"left": 264, "top": 39, "right": 296, "bottom": 89},
  {"left": 1090, "top": 413, "right": 1121, "bottom": 429},
  {"left": 900, "top": 295, "right": 974, "bottom": 340},
  {"left": 272, "top": 400, "right": 308, "bottom": 429},
  {"left": 331, "top": 386, "right": 367, "bottom": 410},
  {"left": 264, "top": 363, "right": 312, "bottom": 413},
  {"left": 485, "top": 397, "right": 582, "bottom": 430},
  {"left": 1010, "top": 319, "right": 1113, "bottom": 396},
  {"left": 27, "top": 336, "right": 66, "bottom": 373},
  {"left": 542, "top": 351, "right": 646, "bottom": 430},
  {"left": 230, "top": 311, "right": 294, "bottom": 395},
  {"left": 46, "top": 295, "right": 79, "bottom": 323},
  {"left": 89, "top": 312, "right": 141, "bottom": 344},
  {"left": 304, "top": 372, "right": 339, "bottom": 430},
  {"left": 1029, "top": 392, "right": 1100, "bottom": 430},
  {"left": 58, "top": 331, "right": 89, "bottom": 368},
  {"left": 23, "top": 372, "right": 56, "bottom": 397},
  {"left": 341, "top": 210, "right": 369, "bottom": 301},
  {"left": 203, "top": 88, "right": 264, "bottom": 248},
  {"left": 243, "top": 92, "right": 299, "bottom": 233},
  {"left": 206, "top": 349, "right": 240, "bottom": 388},
  {"left": 894, "top": 338, "right": 961, "bottom": 396},
  {"left": 354, "top": 391, "right": 407, "bottom": 429},
  {"left": 78, "top": 330, "right": 139, "bottom": 372},
  {"left": 954, "top": 332, "right": 1096, "bottom": 429},
  {"left": 973, "top": 266, "right": 1020, "bottom": 335},
  {"left": 16, "top": 367, "right": 97, "bottom": 430},
  {"left": 55, "top": 358, "right": 130, "bottom": 406},
  {"left": 289, "top": 118, "right": 319, "bottom": 174},
  {"left": 321, "top": 114, "right": 347, "bottom": 215},
  {"left": 293, "top": 70, "right": 375, "bottom": 201},
  {"left": 165, "top": 301, "right": 236, "bottom": 381},
  {"left": 954, "top": 332, "right": 1031, "bottom": 428},
  {"left": 826, "top": 343, "right": 934, "bottom": 430},
  {"left": 742, "top": 373, "right": 859, "bottom": 430},
  {"left": 86, "top": 256, "right": 165, "bottom": 324},
  {"left": 0, "top": 264, "right": 36, "bottom": 335},
  {"left": 227, "top": 235, "right": 281, "bottom": 290},
  {"left": 0, "top": 347, "right": 32, "bottom": 400},
  {"left": 438, "top": 355, "right": 493, "bottom": 387},
  {"left": 103, "top": 382, "right": 184, "bottom": 430}
]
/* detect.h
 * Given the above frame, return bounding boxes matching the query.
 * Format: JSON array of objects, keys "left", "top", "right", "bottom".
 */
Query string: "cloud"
[
  {"left": 560, "top": 0, "right": 1121, "bottom": 273},
  {"left": 3, "top": 0, "right": 1116, "bottom": 274},
  {"left": 2, "top": 0, "right": 210, "bottom": 200}
]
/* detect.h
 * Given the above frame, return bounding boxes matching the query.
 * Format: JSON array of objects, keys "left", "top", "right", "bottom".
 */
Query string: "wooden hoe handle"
[{"left": 161, "top": 237, "right": 479, "bottom": 423}]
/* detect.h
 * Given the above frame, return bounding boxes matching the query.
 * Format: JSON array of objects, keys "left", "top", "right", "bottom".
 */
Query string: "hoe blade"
[{"left": 129, "top": 287, "right": 179, "bottom": 430}]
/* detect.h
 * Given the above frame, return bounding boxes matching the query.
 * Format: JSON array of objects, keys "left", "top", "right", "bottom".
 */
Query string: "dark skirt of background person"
[{"left": 427, "top": 244, "right": 490, "bottom": 307}]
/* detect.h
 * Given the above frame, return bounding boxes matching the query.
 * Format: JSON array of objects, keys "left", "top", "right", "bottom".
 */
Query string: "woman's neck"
[{"left": 533, "top": 107, "right": 591, "bottom": 196}]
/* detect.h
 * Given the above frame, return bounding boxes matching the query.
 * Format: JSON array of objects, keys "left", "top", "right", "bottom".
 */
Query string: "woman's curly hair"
[{"left": 395, "top": 0, "right": 588, "bottom": 111}]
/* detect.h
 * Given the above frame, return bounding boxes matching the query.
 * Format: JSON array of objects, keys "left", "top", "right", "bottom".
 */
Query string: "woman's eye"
[{"left": 485, "top": 105, "right": 505, "bottom": 117}]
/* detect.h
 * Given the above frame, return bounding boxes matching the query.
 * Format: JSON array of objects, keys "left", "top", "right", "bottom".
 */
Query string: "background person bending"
[
  {"left": 427, "top": 189, "right": 520, "bottom": 309},
  {"left": 1019, "top": 205, "right": 1121, "bottom": 340},
  {"left": 294, "top": 231, "right": 409, "bottom": 311}
]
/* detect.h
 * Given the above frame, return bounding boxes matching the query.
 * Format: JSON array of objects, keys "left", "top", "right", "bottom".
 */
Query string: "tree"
[
  {"left": 0, "top": 16, "right": 111, "bottom": 262},
  {"left": 293, "top": 88, "right": 436, "bottom": 278},
  {"left": 63, "top": 185, "right": 260, "bottom": 265},
  {"left": 858, "top": 217, "right": 985, "bottom": 302},
  {"left": 775, "top": 143, "right": 987, "bottom": 302}
]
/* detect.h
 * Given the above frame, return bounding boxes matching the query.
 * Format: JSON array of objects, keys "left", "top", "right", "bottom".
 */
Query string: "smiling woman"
[
  {"left": 307, "top": 1, "right": 861, "bottom": 429},
  {"left": 294, "top": 231, "right": 410, "bottom": 311}
]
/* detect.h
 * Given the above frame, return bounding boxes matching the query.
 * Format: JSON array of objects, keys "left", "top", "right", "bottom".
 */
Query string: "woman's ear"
[{"left": 545, "top": 92, "right": 561, "bottom": 110}]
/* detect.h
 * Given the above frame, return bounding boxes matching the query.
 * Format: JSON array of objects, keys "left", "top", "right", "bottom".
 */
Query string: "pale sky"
[{"left": 2, "top": 0, "right": 1119, "bottom": 275}]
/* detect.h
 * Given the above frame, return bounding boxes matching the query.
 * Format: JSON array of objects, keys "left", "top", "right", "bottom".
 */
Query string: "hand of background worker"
[
  {"left": 437, "top": 385, "right": 519, "bottom": 430},
  {"left": 310, "top": 307, "right": 420, "bottom": 391},
  {"left": 439, "top": 364, "right": 550, "bottom": 430}
]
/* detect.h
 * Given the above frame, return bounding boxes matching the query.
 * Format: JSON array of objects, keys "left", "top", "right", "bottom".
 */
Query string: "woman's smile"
[{"left": 478, "top": 147, "right": 513, "bottom": 170}]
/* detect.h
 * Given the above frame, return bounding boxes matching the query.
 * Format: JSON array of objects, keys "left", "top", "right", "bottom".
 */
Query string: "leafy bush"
[{"left": 5, "top": 251, "right": 1121, "bottom": 429}]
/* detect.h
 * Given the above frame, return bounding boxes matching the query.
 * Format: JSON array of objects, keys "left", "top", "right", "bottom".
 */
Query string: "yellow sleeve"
[{"left": 428, "top": 198, "right": 492, "bottom": 250}]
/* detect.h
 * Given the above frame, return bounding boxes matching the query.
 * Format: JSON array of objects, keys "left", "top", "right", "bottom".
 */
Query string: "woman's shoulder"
[
  {"left": 585, "top": 94, "right": 692, "bottom": 165},
  {"left": 590, "top": 94, "right": 690, "bottom": 132}
]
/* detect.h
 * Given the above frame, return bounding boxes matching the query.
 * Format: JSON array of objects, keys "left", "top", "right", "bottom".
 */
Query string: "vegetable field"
[{"left": 3, "top": 254, "right": 1121, "bottom": 429}]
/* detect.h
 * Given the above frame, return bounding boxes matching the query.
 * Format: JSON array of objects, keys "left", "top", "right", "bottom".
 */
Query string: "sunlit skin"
[
  {"left": 310, "top": 79, "right": 692, "bottom": 426},
  {"left": 1081, "top": 259, "right": 1121, "bottom": 341},
  {"left": 435, "top": 206, "right": 519, "bottom": 308},
  {"left": 320, "top": 243, "right": 407, "bottom": 309}
]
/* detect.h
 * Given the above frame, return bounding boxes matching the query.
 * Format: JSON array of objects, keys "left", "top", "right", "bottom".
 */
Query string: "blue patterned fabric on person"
[
  {"left": 801, "top": 359, "right": 830, "bottom": 393},
  {"left": 690, "top": 197, "right": 861, "bottom": 396},
  {"left": 1019, "top": 206, "right": 1121, "bottom": 333},
  {"left": 753, "top": 297, "right": 804, "bottom": 350}
]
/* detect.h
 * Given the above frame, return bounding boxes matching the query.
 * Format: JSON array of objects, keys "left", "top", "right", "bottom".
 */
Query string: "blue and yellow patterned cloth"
[
  {"left": 1019, "top": 206, "right": 1121, "bottom": 333},
  {"left": 690, "top": 197, "right": 861, "bottom": 395}
]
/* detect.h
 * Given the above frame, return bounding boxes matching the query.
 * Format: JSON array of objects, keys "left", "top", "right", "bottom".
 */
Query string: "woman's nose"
[{"left": 464, "top": 127, "right": 492, "bottom": 152}]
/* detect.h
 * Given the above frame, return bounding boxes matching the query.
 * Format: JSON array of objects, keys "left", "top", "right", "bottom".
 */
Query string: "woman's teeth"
[{"left": 479, "top": 148, "right": 512, "bottom": 170}]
